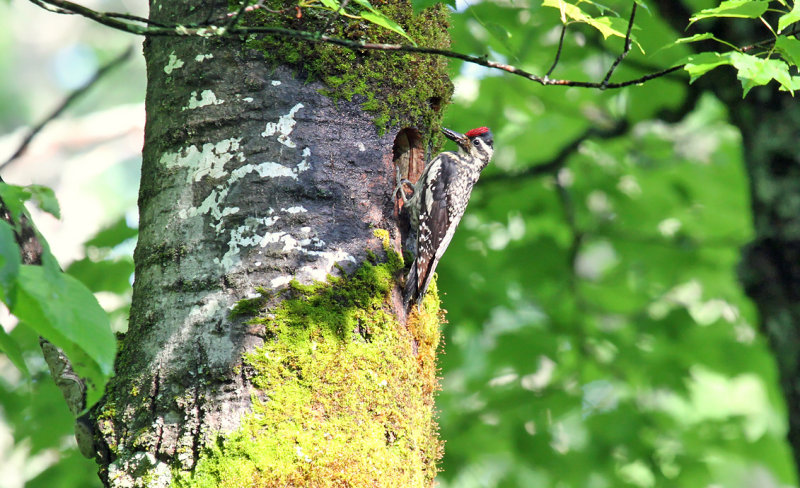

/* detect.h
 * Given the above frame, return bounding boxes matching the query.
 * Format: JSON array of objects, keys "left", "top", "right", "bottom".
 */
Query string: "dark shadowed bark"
[
  {"left": 734, "top": 88, "right": 800, "bottom": 473},
  {"left": 82, "top": 0, "right": 452, "bottom": 485}
]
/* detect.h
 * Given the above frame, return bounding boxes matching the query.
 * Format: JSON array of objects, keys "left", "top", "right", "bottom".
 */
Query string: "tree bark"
[{"left": 86, "top": 0, "right": 452, "bottom": 485}]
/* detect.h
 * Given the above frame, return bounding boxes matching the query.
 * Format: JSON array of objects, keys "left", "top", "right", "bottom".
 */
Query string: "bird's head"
[{"left": 442, "top": 126, "right": 494, "bottom": 167}]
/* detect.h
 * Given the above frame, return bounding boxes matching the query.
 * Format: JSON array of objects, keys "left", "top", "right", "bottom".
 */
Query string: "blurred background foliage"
[{"left": 0, "top": 0, "right": 796, "bottom": 487}]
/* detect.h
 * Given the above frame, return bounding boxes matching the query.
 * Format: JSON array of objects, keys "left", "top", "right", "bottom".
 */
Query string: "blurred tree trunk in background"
[
  {"left": 659, "top": 1, "right": 800, "bottom": 473},
  {"left": 733, "top": 87, "right": 800, "bottom": 473},
  {"left": 83, "top": 0, "right": 452, "bottom": 485}
]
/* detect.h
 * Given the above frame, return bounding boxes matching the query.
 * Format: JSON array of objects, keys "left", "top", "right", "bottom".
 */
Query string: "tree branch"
[
  {"left": 601, "top": 2, "right": 637, "bottom": 89},
  {"left": 30, "top": 0, "right": 686, "bottom": 90},
  {"left": 1, "top": 46, "right": 134, "bottom": 171},
  {"left": 481, "top": 120, "right": 629, "bottom": 184},
  {"left": 545, "top": 24, "right": 567, "bottom": 79}
]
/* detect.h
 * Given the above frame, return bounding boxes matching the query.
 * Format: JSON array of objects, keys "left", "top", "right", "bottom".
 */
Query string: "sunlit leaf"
[
  {"left": 689, "top": 0, "right": 770, "bottom": 25},
  {"left": 778, "top": 2, "right": 800, "bottom": 32},
  {"left": 775, "top": 36, "right": 800, "bottom": 67},
  {"left": 682, "top": 52, "right": 733, "bottom": 82},
  {"left": 729, "top": 52, "right": 792, "bottom": 96}
]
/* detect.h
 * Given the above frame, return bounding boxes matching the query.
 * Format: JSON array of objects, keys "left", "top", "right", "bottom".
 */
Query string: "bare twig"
[
  {"left": 28, "top": 0, "right": 72, "bottom": 15},
  {"left": 0, "top": 46, "right": 134, "bottom": 172},
  {"left": 546, "top": 24, "right": 567, "bottom": 78},
  {"left": 601, "top": 1, "right": 637, "bottom": 88}
]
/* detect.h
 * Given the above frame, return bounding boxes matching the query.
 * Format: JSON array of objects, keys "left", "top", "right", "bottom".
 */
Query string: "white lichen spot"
[
  {"left": 230, "top": 148, "right": 311, "bottom": 182},
  {"left": 184, "top": 89, "right": 224, "bottom": 110},
  {"left": 237, "top": 162, "right": 296, "bottom": 180},
  {"left": 271, "top": 275, "right": 292, "bottom": 288},
  {"left": 271, "top": 80, "right": 282, "bottom": 86},
  {"left": 161, "top": 138, "right": 243, "bottom": 183},
  {"left": 262, "top": 103, "right": 304, "bottom": 148},
  {"left": 178, "top": 186, "right": 241, "bottom": 233},
  {"left": 187, "top": 299, "right": 222, "bottom": 325},
  {"left": 215, "top": 216, "right": 281, "bottom": 268},
  {"left": 296, "top": 147, "right": 312, "bottom": 173},
  {"left": 259, "top": 231, "right": 282, "bottom": 247},
  {"left": 242, "top": 97, "right": 254, "bottom": 103},
  {"left": 195, "top": 53, "right": 214, "bottom": 62},
  {"left": 164, "top": 52, "right": 184, "bottom": 74},
  {"left": 298, "top": 250, "right": 356, "bottom": 282},
  {"left": 282, "top": 206, "right": 307, "bottom": 214},
  {"left": 357, "top": 142, "right": 366, "bottom": 152}
]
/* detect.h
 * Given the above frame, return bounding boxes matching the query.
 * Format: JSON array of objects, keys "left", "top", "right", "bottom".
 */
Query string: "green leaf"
[
  {"left": 775, "top": 36, "right": 800, "bottom": 67},
  {"left": 0, "top": 324, "right": 29, "bottom": 378},
  {"left": 682, "top": 52, "right": 734, "bottom": 82},
  {"left": 319, "top": 0, "right": 339, "bottom": 10},
  {"left": 410, "top": 0, "right": 454, "bottom": 11},
  {"left": 778, "top": 2, "right": 800, "bottom": 32},
  {"left": 351, "top": 0, "right": 416, "bottom": 44},
  {"left": 0, "top": 183, "right": 29, "bottom": 223},
  {"left": 777, "top": 75, "right": 800, "bottom": 92},
  {"left": 84, "top": 217, "right": 138, "bottom": 249},
  {"left": 66, "top": 257, "right": 134, "bottom": 294},
  {"left": 485, "top": 22, "right": 517, "bottom": 56},
  {"left": 690, "top": 0, "right": 770, "bottom": 24},
  {"left": 729, "top": 52, "right": 793, "bottom": 96},
  {"left": 0, "top": 220, "right": 21, "bottom": 306},
  {"left": 360, "top": 11, "right": 416, "bottom": 44},
  {"left": 13, "top": 265, "right": 116, "bottom": 408},
  {"left": 27, "top": 185, "right": 60, "bottom": 219},
  {"left": 0, "top": 183, "right": 60, "bottom": 220},
  {"left": 675, "top": 33, "right": 717, "bottom": 44}
]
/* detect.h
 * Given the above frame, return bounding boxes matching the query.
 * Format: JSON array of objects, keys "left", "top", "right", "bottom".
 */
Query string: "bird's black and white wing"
[{"left": 404, "top": 154, "right": 466, "bottom": 306}]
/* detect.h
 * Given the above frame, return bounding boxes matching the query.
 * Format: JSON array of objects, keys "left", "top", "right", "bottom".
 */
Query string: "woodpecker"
[{"left": 397, "top": 126, "right": 494, "bottom": 308}]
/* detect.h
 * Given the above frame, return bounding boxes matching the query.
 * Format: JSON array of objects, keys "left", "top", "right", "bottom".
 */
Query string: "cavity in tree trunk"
[{"left": 85, "top": 0, "right": 454, "bottom": 485}]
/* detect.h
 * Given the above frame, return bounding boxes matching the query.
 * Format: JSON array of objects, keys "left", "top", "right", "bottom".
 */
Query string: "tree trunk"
[
  {"left": 85, "top": 1, "right": 453, "bottom": 485},
  {"left": 733, "top": 88, "right": 800, "bottom": 473}
]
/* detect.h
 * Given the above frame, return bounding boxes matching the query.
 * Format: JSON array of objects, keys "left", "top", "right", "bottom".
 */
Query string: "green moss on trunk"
[
  {"left": 176, "top": 232, "right": 442, "bottom": 487},
  {"left": 240, "top": 0, "right": 453, "bottom": 134}
]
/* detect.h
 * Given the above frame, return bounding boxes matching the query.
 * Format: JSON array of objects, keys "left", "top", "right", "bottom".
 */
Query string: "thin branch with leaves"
[{"left": 28, "top": 0, "right": 685, "bottom": 89}]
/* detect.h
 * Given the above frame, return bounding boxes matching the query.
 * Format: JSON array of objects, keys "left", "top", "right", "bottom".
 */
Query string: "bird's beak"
[{"left": 441, "top": 127, "right": 470, "bottom": 152}]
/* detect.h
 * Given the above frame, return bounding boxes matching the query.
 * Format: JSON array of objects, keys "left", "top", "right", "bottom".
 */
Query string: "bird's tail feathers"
[{"left": 403, "top": 261, "right": 418, "bottom": 310}]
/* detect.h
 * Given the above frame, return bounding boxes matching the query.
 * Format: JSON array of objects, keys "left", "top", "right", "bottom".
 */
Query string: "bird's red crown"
[{"left": 465, "top": 126, "right": 490, "bottom": 138}]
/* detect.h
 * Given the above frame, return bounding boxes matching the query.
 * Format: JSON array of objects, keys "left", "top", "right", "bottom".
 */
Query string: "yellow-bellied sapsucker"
[{"left": 397, "top": 126, "right": 494, "bottom": 308}]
